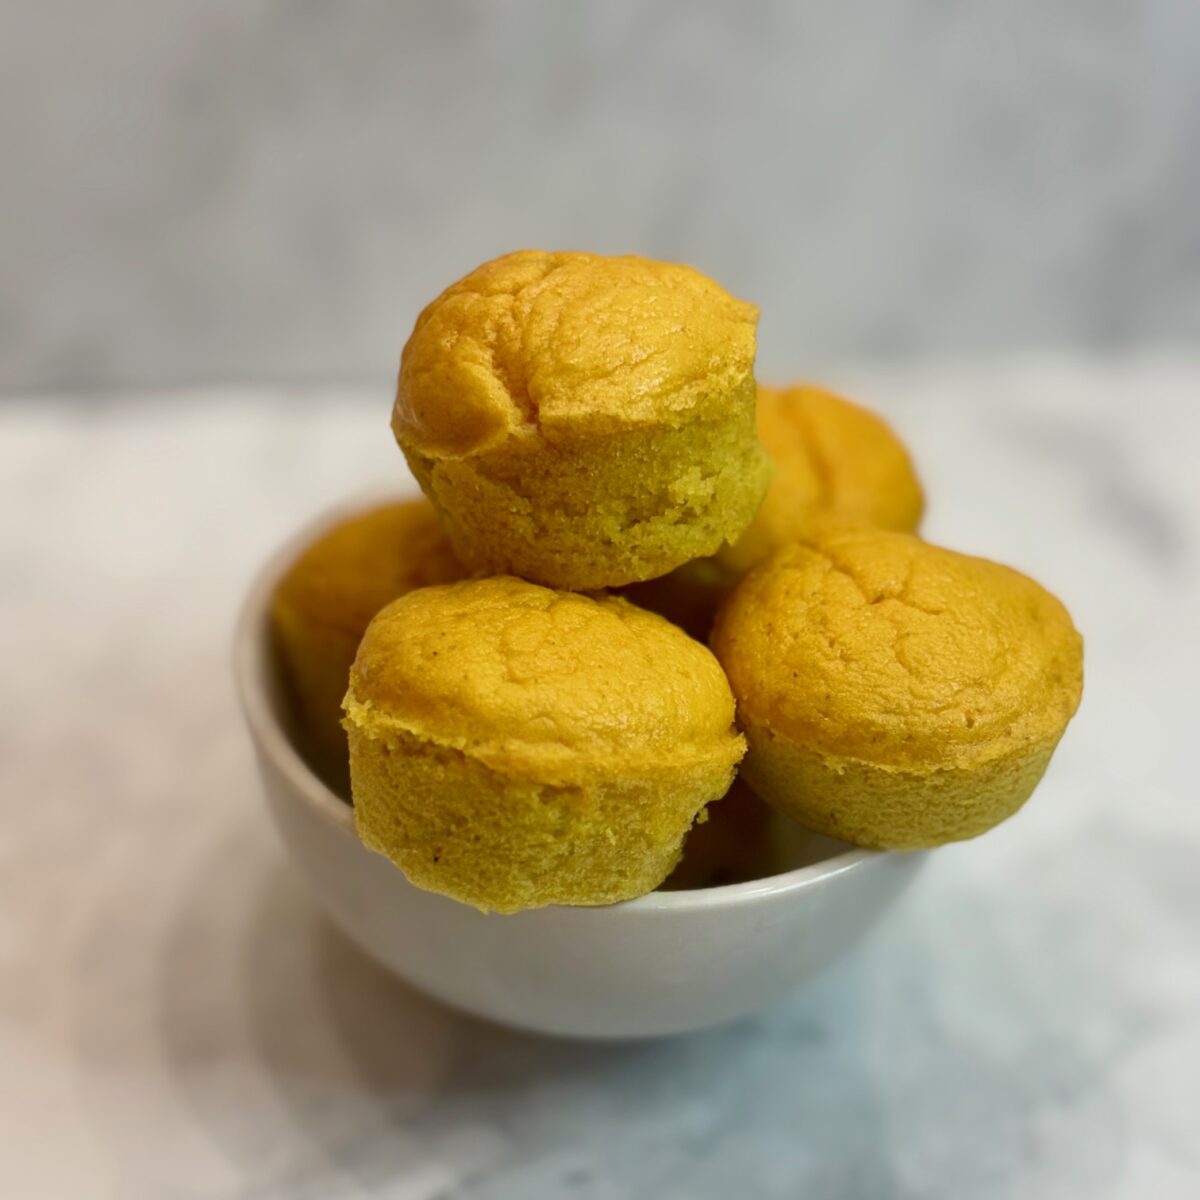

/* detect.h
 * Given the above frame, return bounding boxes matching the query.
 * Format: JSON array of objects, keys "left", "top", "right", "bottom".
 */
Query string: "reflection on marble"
[{"left": 1, "top": 362, "right": 1198, "bottom": 1197}]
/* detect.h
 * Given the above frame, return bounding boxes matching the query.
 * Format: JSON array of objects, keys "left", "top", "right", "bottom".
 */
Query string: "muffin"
[
  {"left": 711, "top": 525, "right": 1083, "bottom": 849},
  {"left": 716, "top": 384, "right": 924, "bottom": 577},
  {"left": 271, "top": 499, "right": 464, "bottom": 783},
  {"left": 345, "top": 576, "right": 745, "bottom": 912},
  {"left": 393, "top": 250, "right": 770, "bottom": 589}
]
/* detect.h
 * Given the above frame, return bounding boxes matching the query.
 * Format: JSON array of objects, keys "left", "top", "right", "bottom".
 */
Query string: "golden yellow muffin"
[
  {"left": 393, "top": 250, "right": 770, "bottom": 589},
  {"left": 716, "top": 384, "right": 925, "bottom": 577},
  {"left": 345, "top": 576, "right": 745, "bottom": 912},
  {"left": 711, "top": 526, "right": 1083, "bottom": 849},
  {"left": 271, "top": 499, "right": 464, "bottom": 784}
]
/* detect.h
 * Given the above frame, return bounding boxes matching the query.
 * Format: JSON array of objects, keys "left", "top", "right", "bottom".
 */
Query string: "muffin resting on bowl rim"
[
  {"left": 393, "top": 250, "right": 771, "bottom": 590},
  {"left": 344, "top": 575, "right": 746, "bottom": 913},
  {"left": 711, "top": 523, "right": 1083, "bottom": 849}
]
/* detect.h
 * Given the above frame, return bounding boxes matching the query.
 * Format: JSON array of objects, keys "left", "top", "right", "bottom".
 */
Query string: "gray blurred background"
[{"left": 3, "top": 0, "right": 1198, "bottom": 397}]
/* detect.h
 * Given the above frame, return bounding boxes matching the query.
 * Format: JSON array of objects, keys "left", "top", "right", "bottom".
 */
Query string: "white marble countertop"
[{"left": 3, "top": 361, "right": 1198, "bottom": 1198}]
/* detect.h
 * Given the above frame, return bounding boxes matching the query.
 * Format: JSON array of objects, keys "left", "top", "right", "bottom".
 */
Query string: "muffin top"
[
  {"left": 712, "top": 525, "right": 1083, "bottom": 771},
  {"left": 273, "top": 499, "right": 464, "bottom": 639},
  {"left": 348, "top": 576, "right": 743, "bottom": 774},
  {"left": 718, "top": 384, "right": 924, "bottom": 576},
  {"left": 394, "top": 250, "right": 759, "bottom": 458}
]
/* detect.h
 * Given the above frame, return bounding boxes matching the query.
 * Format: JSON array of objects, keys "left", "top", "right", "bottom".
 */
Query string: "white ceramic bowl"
[{"left": 234, "top": 500, "right": 925, "bottom": 1039}]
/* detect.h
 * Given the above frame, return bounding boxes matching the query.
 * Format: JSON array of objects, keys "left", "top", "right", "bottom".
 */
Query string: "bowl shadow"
[{"left": 155, "top": 811, "right": 913, "bottom": 1196}]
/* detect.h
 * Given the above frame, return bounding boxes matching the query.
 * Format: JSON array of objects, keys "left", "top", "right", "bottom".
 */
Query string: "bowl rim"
[{"left": 233, "top": 491, "right": 883, "bottom": 914}]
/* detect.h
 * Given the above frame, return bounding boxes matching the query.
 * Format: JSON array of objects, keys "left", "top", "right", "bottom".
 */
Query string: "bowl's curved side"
[
  {"left": 250, "top": 735, "right": 923, "bottom": 1038},
  {"left": 234, "top": 500, "right": 926, "bottom": 1039}
]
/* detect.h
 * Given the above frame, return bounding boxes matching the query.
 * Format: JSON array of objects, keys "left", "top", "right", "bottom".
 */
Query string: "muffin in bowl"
[
  {"left": 394, "top": 250, "right": 770, "bottom": 589},
  {"left": 712, "top": 523, "right": 1083, "bottom": 848},
  {"left": 345, "top": 576, "right": 745, "bottom": 912},
  {"left": 270, "top": 498, "right": 464, "bottom": 783}
]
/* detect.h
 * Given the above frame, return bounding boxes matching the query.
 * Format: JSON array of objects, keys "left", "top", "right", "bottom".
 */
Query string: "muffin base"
[
  {"left": 348, "top": 723, "right": 739, "bottom": 913},
  {"left": 403, "top": 383, "right": 770, "bottom": 590},
  {"left": 741, "top": 725, "right": 1066, "bottom": 850}
]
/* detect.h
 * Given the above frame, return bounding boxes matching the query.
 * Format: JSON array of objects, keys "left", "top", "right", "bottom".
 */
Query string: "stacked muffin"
[{"left": 272, "top": 249, "right": 1083, "bottom": 913}]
